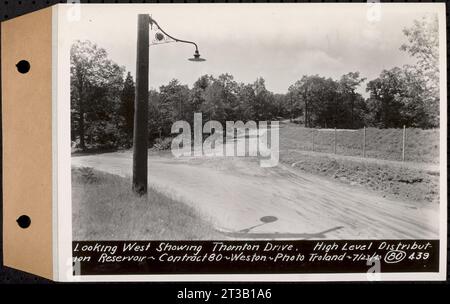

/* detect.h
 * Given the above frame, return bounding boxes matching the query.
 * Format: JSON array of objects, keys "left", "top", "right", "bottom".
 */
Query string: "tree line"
[{"left": 70, "top": 15, "right": 439, "bottom": 151}]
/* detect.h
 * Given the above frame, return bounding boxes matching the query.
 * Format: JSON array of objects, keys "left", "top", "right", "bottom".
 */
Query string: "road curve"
[{"left": 72, "top": 152, "right": 439, "bottom": 240}]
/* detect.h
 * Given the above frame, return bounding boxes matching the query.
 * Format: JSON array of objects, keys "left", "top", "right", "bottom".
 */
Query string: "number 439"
[{"left": 408, "top": 252, "right": 430, "bottom": 260}]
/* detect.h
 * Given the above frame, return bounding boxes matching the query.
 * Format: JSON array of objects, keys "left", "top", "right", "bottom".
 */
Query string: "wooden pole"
[
  {"left": 312, "top": 129, "right": 315, "bottom": 151},
  {"left": 132, "top": 14, "right": 150, "bottom": 195},
  {"left": 362, "top": 126, "right": 366, "bottom": 158},
  {"left": 402, "top": 125, "right": 406, "bottom": 162}
]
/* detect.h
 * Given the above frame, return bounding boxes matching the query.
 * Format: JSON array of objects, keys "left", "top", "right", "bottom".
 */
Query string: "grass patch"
[
  {"left": 282, "top": 151, "right": 439, "bottom": 204},
  {"left": 279, "top": 123, "right": 439, "bottom": 163},
  {"left": 72, "top": 167, "right": 220, "bottom": 240}
]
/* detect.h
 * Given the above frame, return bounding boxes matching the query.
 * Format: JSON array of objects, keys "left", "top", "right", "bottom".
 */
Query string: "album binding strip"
[{"left": 1, "top": 7, "right": 54, "bottom": 280}]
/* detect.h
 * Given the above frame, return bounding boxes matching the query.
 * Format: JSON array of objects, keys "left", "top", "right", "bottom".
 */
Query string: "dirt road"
[{"left": 72, "top": 151, "right": 439, "bottom": 240}]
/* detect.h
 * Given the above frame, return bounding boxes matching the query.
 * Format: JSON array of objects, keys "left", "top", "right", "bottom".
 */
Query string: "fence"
[
  {"left": 281, "top": 125, "right": 440, "bottom": 163},
  {"left": 314, "top": 126, "right": 407, "bottom": 161}
]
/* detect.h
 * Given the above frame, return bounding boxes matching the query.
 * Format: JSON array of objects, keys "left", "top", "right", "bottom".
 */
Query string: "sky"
[{"left": 60, "top": 3, "right": 441, "bottom": 96}]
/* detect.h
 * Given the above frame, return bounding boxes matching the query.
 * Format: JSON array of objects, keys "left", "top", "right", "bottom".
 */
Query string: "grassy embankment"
[
  {"left": 278, "top": 123, "right": 440, "bottom": 203},
  {"left": 72, "top": 167, "right": 220, "bottom": 240},
  {"left": 280, "top": 123, "right": 439, "bottom": 163}
]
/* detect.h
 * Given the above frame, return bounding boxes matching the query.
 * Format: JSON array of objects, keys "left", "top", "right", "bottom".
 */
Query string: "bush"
[{"left": 152, "top": 137, "right": 173, "bottom": 151}]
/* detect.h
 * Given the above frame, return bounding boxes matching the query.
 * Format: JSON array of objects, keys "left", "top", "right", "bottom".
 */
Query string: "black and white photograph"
[{"left": 54, "top": 3, "right": 447, "bottom": 280}]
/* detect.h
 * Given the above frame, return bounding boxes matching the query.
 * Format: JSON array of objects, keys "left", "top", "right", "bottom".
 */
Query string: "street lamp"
[
  {"left": 133, "top": 14, "right": 206, "bottom": 195},
  {"left": 149, "top": 16, "right": 206, "bottom": 62}
]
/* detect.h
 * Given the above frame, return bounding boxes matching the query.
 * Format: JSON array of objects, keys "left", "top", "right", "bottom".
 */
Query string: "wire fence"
[{"left": 281, "top": 125, "right": 440, "bottom": 163}]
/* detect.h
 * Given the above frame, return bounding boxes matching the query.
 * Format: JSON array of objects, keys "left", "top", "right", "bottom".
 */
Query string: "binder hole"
[
  {"left": 16, "top": 60, "right": 30, "bottom": 74},
  {"left": 17, "top": 215, "right": 31, "bottom": 229}
]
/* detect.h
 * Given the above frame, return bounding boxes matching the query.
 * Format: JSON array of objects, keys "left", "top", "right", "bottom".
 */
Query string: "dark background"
[{"left": 0, "top": 0, "right": 448, "bottom": 286}]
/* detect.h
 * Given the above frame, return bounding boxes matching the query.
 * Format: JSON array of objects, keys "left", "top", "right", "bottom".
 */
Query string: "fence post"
[
  {"left": 334, "top": 127, "right": 337, "bottom": 154},
  {"left": 402, "top": 125, "right": 406, "bottom": 162},
  {"left": 312, "top": 129, "right": 315, "bottom": 152},
  {"left": 362, "top": 126, "right": 366, "bottom": 158}
]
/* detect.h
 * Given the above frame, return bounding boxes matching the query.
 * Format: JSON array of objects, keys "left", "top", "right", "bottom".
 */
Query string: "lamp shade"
[{"left": 188, "top": 50, "right": 206, "bottom": 62}]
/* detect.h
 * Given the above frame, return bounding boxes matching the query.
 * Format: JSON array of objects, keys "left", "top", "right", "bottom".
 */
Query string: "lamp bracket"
[{"left": 148, "top": 16, "right": 199, "bottom": 52}]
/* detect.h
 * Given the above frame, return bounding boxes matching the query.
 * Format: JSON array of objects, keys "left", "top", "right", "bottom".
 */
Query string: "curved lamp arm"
[
  {"left": 149, "top": 16, "right": 199, "bottom": 52},
  {"left": 148, "top": 16, "right": 205, "bottom": 62}
]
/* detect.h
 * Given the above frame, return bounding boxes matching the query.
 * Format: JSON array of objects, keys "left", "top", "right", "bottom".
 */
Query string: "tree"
[
  {"left": 200, "top": 74, "right": 238, "bottom": 123},
  {"left": 401, "top": 14, "right": 439, "bottom": 84},
  {"left": 119, "top": 72, "right": 135, "bottom": 146},
  {"left": 286, "top": 85, "right": 302, "bottom": 122},
  {"left": 273, "top": 93, "right": 288, "bottom": 119},
  {"left": 236, "top": 83, "right": 256, "bottom": 121},
  {"left": 190, "top": 74, "right": 212, "bottom": 113},
  {"left": 366, "top": 64, "right": 438, "bottom": 129},
  {"left": 338, "top": 72, "right": 366, "bottom": 128},
  {"left": 400, "top": 14, "right": 440, "bottom": 127},
  {"left": 70, "top": 40, "right": 125, "bottom": 150},
  {"left": 309, "top": 76, "right": 339, "bottom": 128},
  {"left": 251, "top": 77, "right": 277, "bottom": 121},
  {"left": 400, "top": 65, "right": 433, "bottom": 128},
  {"left": 364, "top": 15, "right": 440, "bottom": 129},
  {"left": 366, "top": 68, "right": 404, "bottom": 128},
  {"left": 288, "top": 75, "right": 340, "bottom": 128},
  {"left": 202, "top": 80, "right": 227, "bottom": 122},
  {"left": 148, "top": 89, "right": 163, "bottom": 141},
  {"left": 288, "top": 76, "right": 314, "bottom": 127},
  {"left": 159, "top": 79, "right": 191, "bottom": 133}
]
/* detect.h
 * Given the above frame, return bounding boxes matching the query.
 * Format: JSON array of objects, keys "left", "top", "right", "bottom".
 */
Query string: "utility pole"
[
  {"left": 131, "top": 14, "right": 205, "bottom": 194},
  {"left": 133, "top": 14, "right": 150, "bottom": 195}
]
